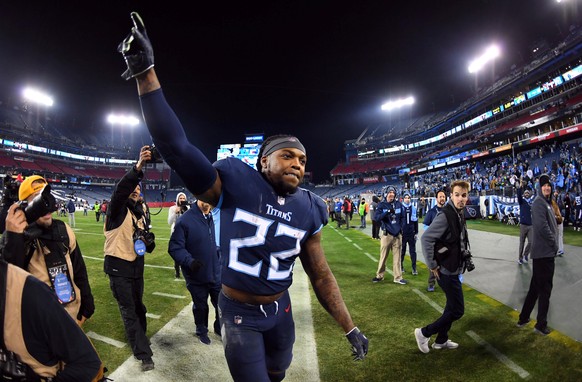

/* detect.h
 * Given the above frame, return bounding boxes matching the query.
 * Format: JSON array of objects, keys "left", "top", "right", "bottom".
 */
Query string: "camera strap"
[
  {"left": 131, "top": 213, "right": 147, "bottom": 256},
  {"left": 32, "top": 221, "right": 76, "bottom": 305}
]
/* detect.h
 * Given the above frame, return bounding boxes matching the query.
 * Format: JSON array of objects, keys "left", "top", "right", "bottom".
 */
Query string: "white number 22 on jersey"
[{"left": 229, "top": 209, "right": 306, "bottom": 280}]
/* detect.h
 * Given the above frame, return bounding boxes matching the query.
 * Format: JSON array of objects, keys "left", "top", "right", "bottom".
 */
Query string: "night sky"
[{"left": 1, "top": 1, "right": 579, "bottom": 182}]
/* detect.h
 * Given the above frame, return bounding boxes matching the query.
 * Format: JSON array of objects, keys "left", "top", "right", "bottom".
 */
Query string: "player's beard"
[{"left": 264, "top": 170, "right": 299, "bottom": 196}]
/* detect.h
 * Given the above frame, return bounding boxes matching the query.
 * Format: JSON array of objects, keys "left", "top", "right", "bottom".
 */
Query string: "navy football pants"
[{"left": 218, "top": 290, "right": 295, "bottom": 382}]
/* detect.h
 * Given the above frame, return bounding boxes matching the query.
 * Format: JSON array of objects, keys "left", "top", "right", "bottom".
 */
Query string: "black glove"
[
  {"left": 346, "top": 327, "right": 368, "bottom": 361},
  {"left": 189, "top": 259, "right": 204, "bottom": 272},
  {"left": 118, "top": 12, "right": 154, "bottom": 80}
]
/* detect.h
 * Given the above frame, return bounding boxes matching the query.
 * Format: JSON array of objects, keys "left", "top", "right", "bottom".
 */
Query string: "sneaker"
[
  {"left": 516, "top": 318, "right": 530, "bottom": 328},
  {"left": 141, "top": 358, "right": 155, "bottom": 372},
  {"left": 412, "top": 270, "right": 418, "bottom": 276},
  {"left": 557, "top": 251, "right": 564, "bottom": 257},
  {"left": 427, "top": 286, "right": 435, "bottom": 292},
  {"left": 517, "top": 259, "right": 523, "bottom": 265},
  {"left": 401, "top": 269, "right": 406, "bottom": 274},
  {"left": 524, "top": 255, "right": 529, "bottom": 262},
  {"left": 394, "top": 279, "right": 408, "bottom": 285},
  {"left": 414, "top": 328, "right": 430, "bottom": 353},
  {"left": 198, "top": 334, "right": 211, "bottom": 345},
  {"left": 534, "top": 326, "right": 551, "bottom": 336},
  {"left": 432, "top": 340, "right": 459, "bottom": 350},
  {"left": 372, "top": 277, "right": 383, "bottom": 283}
]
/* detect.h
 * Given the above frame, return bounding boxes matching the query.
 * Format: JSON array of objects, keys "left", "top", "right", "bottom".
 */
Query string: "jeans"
[{"left": 422, "top": 273, "right": 464, "bottom": 343}]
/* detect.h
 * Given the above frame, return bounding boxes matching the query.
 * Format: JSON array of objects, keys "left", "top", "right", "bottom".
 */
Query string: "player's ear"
[{"left": 260, "top": 156, "right": 268, "bottom": 171}]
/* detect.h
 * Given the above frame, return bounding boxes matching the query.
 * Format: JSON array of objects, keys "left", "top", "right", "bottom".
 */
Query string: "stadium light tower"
[
  {"left": 22, "top": 87, "right": 54, "bottom": 107},
  {"left": 468, "top": 44, "right": 500, "bottom": 74},
  {"left": 107, "top": 113, "right": 140, "bottom": 147},
  {"left": 381, "top": 96, "right": 415, "bottom": 111}
]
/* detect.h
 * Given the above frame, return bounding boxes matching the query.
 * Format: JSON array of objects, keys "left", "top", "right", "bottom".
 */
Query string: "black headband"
[{"left": 262, "top": 137, "right": 306, "bottom": 157}]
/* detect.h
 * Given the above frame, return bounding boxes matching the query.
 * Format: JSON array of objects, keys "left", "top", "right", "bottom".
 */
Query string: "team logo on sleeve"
[{"left": 234, "top": 315, "right": 243, "bottom": 325}]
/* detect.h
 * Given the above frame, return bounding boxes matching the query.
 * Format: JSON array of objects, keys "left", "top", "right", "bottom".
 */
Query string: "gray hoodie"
[{"left": 530, "top": 194, "right": 558, "bottom": 259}]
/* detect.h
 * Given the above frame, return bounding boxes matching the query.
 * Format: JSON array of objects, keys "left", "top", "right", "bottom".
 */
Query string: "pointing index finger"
[{"left": 130, "top": 12, "right": 146, "bottom": 33}]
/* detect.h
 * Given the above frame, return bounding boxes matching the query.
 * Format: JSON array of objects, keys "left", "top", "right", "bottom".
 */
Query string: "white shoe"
[
  {"left": 431, "top": 340, "right": 459, "bottom": 350},
  {"left": 414, "top": 328, "right": 430, "bottom": 353}
]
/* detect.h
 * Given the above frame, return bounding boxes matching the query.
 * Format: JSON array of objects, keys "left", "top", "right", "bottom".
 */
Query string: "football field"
[{"left": 67, "top": 210, "right": 581, "bottom": 381}]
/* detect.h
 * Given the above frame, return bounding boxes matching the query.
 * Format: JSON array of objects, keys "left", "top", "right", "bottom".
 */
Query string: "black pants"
[
  {"left": 422, "top": 273, "right": 464, "bottom": 344},
  {"left": 371, "top": 220, "right": 381, "bottom": 239},
  {"left": 519, "top": 257, "right": 555, "bottom": 329},
  {"left": 109, "top": 275, "right": 153, "bottom": 360},
  {"left": 186, "top": 281, "right": 221, "bottom": 336}
]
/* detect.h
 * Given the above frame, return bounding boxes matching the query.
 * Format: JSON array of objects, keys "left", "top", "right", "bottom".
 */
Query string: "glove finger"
[
  {"left": 130, "top": 12, "right": 146, "bottom": 33},
  {"left": 118, "top": 34, "right": 134, "bottom": 53}
]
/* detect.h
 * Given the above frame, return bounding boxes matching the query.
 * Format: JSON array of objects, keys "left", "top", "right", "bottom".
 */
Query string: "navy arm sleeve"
[{"left": 139, "top": 89, "right": 217, "bottom": 196}]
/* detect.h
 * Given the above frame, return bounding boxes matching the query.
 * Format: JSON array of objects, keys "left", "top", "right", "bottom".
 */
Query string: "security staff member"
[
  {"left": 103, "top": 147, "right": 155, "bottom": 372},
  {"left": 0, "top": 257, "right": 100, "bottom": 381},
  {"left": 1, "top": 175, "right": 95, "bottom": 325},
  {"left": 169, "top": 199, "right": 220, "bottom": 345}
]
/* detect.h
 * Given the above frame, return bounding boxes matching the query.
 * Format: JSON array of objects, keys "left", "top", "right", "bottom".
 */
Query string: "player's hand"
[
  {"left": 118, "top": 12, "right": 154, "bottom": 80},
  {"left": 346, "top": 327, "right": 368, "bottom": 361}
]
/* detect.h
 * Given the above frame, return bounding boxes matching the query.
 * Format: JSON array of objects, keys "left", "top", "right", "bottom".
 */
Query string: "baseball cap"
[{"left": 18, "top": 175, "right": 47, "bottom": 201}]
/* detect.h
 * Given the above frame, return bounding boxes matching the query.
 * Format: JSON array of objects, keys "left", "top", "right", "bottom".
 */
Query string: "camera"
[
  {"left": 147, "top": 144, "right": 164, "bottom": 164},
  {"left": 18, "top": 183, "right": 58, "bottom": 224},
  {"left": 134, "top": 229, "right": 156, "bottom": 253},
  {"left": 462, "top": 249, "right": 475, "bottom": 272},
  {"left": 0, "top": 348, "right": 27, "bottom": 380},
  {"left": 2, "top": 175, "right": 20, "bottom": 206},
  {"left": 179, "top": 200, "right": 189, "bottom": 214}
]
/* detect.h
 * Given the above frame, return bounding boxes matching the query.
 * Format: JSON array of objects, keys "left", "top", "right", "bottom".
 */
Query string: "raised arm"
[{"left": 118, "top": 12, "right": 222, "bottom": 206}]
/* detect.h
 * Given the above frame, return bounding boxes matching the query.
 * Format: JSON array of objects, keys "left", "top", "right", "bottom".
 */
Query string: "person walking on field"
[{"left": 118, "top": 12, "right": 368, "bottom": 381}]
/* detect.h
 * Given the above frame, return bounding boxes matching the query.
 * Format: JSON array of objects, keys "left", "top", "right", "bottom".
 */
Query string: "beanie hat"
[
  {"left": 18, "top": 175, "right": 46, "bottom": 201},
  {"left": 387, "top": 186, "right": 396, "bottom": 194},
  {"left": 539, "top": 174, "right": 551, "bottom": 188},
  {"left": 403, "top": 192, "right": 411, "bottom": 198}
]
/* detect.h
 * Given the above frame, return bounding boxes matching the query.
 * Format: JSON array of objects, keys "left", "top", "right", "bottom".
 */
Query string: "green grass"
[
  {"left": 56, "top": 210, "right": 192, "bottom": 372},
  {"left": 312, "top": 217, "right": 582, "bottom": 382},
  {"left": 62, "top": 211, "right": 582, "bottom": 380}
]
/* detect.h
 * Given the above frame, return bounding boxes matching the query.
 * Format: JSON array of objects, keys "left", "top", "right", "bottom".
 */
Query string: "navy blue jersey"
[{"left": 214, "top": 158, "right": 328, "bottom": 296}]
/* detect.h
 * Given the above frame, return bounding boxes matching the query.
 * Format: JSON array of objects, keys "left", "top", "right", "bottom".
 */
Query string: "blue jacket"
[
  {"left": 517, "top": 187, "right": 533, "bottom": 226},
  {"left": 401, "top": 202, "right": 418, "bottom": 237},
  {"left": 66, "top": 200, "right": 76, "bottom": 214},
  {"left": 374, "top": 199, "right": 404, "bottom": 236},
  {"left": 423, "top": 205, "right": 442, "bottom": 229},
  {"left": 168, "top": 206, "right": 221, "bottom": 286}
]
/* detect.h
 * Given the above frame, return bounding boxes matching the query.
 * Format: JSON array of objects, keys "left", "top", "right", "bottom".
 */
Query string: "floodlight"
[
  {"left": 468, "top": 44, "right": 500, "bottom": 74},
  {"left": 22, "top": 87, "right": 54, "bottom": 107},
  {"left": 381, "top": 96, "right": 415, "bottom": 111},
  {"left": 107, "top": 113, "right": 140, "bottom": 127}
]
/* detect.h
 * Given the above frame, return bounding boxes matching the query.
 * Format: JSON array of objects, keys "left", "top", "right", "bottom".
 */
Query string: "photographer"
[
  {"left": 0, "top": 258, "right": 101, "bottom": 381},
  {"left": 167, "top": 192, "right": 189, "bottom": 278},
  {"left": 415, "top": 180, "right": 471, "bottom": 353},
  {"left": 103, "top": 146, "right": 155, "bottom": 372},
  {"left": 1, "top": 175, "right": 95, "bottom": 325}
]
